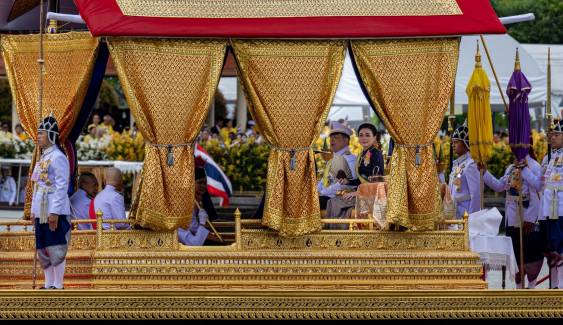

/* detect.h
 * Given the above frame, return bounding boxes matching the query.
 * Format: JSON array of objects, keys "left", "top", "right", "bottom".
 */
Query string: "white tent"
[
  {"left": 218, "top": 34, "right": 557, "bottom": 122},
  {"left": 217, "top": 52, "right": 372, "bottom": 122},
  {"left": 522, "top": 43, "right": 563, "bottom": 100},
  {"left": 455, "top": 34, "right": 558, "bottom": 114}
]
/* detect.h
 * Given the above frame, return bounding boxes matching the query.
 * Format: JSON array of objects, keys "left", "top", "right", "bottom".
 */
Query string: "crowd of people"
[
  {"left": 84, "top": 112, "right": 137, "bottom": 141},
  {"left": 1, "top": 122, "right": 30, "bottom": 142},
  {"left": 198, "top": 118, "right": 264, "bottom": 148}
]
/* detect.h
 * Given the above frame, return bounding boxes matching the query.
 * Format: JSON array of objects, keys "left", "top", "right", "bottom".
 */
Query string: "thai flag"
[{"left": 195, "top": 144, "right": 232, "bottom": 207}]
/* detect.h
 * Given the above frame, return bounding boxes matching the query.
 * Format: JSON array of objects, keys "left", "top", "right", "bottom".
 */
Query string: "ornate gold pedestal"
[
  {"left": 1, "top": 215, "right": 484, "bottom": 290},
  {"left": 2, "top": 215, "right": 563, "bottom": 318},
  {"left": 1, "top": 290, "right": 562, "bottom": 319}
]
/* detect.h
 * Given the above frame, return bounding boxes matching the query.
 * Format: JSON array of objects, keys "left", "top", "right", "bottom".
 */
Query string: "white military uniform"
[
  {"left": 484, "top": 155, "right": 544, "bottom": 288},
  {"left": 522, "top": 148, "right": 563, "bottom": 289},
  {"left": 31, "top": 115, "right": 72, "bottom": 289},
  {"left": 448, "top": 152, "right": 481, "bottom": 219},
  {"left": 484, "top": 155, "right": 541, "bottom": 227},
  {"left": 449, "top": 124, "right": 481, "bottom": 219},
  {"left": 31, "top": 144, "right": 71, "bottom": 290},
  {"left": 317, "top": 146, "right": 357, "bottom": 198}
]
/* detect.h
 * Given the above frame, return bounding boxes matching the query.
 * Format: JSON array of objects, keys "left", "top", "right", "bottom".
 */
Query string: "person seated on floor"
[
  {"left": 91, "top": 167, "right": 129, "bottom": 230},
  {"left": 178, "top": 167, "right": 216, "bottom": 246},
  {"left": 70, "top": 172, "right": 99, "bottom": 230},
  {"left": 317, "top": 122, "right": 357, "bottom": 210}
]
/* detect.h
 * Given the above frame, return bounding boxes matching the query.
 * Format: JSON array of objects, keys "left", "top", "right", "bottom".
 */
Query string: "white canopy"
[
  {"left": 522, "top": 43, "right": 563, "bottom": 98},
  {"left": 455, "top": 34, "right": 558, "bottom": 113},
  {"left": 218, "top": 34, "right": 558, "bottom": 121}
]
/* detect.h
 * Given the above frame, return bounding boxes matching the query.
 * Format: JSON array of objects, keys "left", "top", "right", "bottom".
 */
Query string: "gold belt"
[
  {"left": 546, "top": 185, "right": 563, "bottom": 220},
  {"left": 34, "top": 184, "right": 53, "bottom": 224}
]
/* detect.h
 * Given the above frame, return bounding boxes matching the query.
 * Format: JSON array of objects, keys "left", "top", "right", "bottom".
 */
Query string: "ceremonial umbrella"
[
  {"left": 467, "top": 42, "right": 493, "bottom": 211},
  {"left": 506, "top": 48, "right": 532, "bottom": 288},
  {"left": 507, "top": 49, "right": 532, "bottom": 161},
  {"left": 467, "top": 42, "right": 493, "bottom": 165}
]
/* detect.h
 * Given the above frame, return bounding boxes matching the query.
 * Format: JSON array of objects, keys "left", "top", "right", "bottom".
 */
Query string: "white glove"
[{"left": 197, "top": 209, "right": 209, "bottom": 226}]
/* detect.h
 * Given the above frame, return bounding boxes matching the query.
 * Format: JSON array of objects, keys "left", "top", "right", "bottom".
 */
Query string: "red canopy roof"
[{"left": 74, "top": 0, "right": 505, "bottom": 38}]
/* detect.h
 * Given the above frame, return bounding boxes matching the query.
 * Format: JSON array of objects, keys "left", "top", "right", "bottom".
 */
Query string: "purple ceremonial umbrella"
[{"left": 507, "top": 50, "right": 532, "bottom": 161}]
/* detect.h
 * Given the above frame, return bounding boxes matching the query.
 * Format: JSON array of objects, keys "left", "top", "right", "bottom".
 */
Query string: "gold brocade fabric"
[
  {"left": 108, "top": 38, "right": 226, "bottom": 231},
  {"left": 1, "top": 32, "right": 100, "bottom": 218},
  {"left": 351, "top": 38, "right": 460, "bottom": 230},
  {"left": 232, "top": 40, "right": 345, "bottom": 237},
  {"left": 116, "top": 0, "right": 461, "bottom": 18}
]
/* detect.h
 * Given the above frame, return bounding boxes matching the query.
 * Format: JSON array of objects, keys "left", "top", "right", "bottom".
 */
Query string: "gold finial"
[
  {"left": 475, "top": 40, "right": 482, "bottom": 68},
  {"left": 463, "top": 210, "right": 470, "bottom": 250},
  {"left": 514, "top": 48, "right": 521, "bottom": 71},
  {"left": 234, "top": 208, "right": 242, "bottom": 250}
]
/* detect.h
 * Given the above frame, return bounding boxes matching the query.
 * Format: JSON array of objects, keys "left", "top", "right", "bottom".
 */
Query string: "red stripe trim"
[
  {"left": 74, "top": 0, "right": 505, "bottom": 38},
  {"left": 207, "top": 186, "right": 230, "bottom": 207}
]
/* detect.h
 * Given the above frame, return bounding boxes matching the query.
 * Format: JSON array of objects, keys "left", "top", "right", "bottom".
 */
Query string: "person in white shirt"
[
  {"left": 69, "top": 172, "right": 98, "bottom": 230},
  {"left": 93, "top": 167, "right": 128, "bottom": 230},
  {"left": 0, "top": 167, "right": 17, "bottom": 206},
  {"left": 317, "top": 122, "right": 357, "bottom": 210},
  {"left": 178, "top": 167, "right": 211, "bottom": 246},
  {"left": 30, "top": 115, "right": 71, "bottom": 290}
]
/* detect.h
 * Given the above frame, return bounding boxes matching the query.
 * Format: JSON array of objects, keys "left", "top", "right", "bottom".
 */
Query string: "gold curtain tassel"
[
  {"left": 290, "top": 150, "right": 296, "bottom": 171},
  {"left": 166, "top": 145, "right": 174, "bottom": 167}
]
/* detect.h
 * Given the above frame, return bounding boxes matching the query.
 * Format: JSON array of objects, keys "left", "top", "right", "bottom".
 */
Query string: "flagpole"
[
  {"left": 518, "top": 176, "right": 526, "bottom": 288},
  {"left": 480, "top": 35, "right": 509, "bottom": 113},
  {"left": 194, "top": 201, "right": 224, "bottom": 243},
  {"left": 512, "top": 48, "right": 526, "bottom": 288},
  {"left": 547, "top": 48, "right": 552, "bottom": 163},
  {"left": 547, "top": 47, "right": 553, "bottom": 288},
  {"left": 448, "top": 89, "right": 455, "bottom": 174},
  {"left": 32, "top": 0, "right": 46, "bottom": 291}
]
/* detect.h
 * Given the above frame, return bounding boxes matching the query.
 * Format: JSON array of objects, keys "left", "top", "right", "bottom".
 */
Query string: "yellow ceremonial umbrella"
[
  {"left": 467, "top": 41, "right": 493, "bottom": 164},
  {"left": 466, "top": 41, "right": 493, "bottom": 211}
]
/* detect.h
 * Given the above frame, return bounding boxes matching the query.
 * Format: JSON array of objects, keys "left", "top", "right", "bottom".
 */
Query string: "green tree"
[
  {"left": 491, "top": 0, "right": 562, "bottom": 44},
  {"left": 0, "top": 79, "right": 12, "bottom": 126},
  {"left": 214, "top": 90, "right": 228, "bottom": 121}
]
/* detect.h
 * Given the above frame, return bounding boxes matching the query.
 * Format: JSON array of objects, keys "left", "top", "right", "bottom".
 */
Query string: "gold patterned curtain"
[
  {"left": 351, "top": 38, "right": 459, "bottom": 230},
  {"left": 232, "top": 40, "right": 345, "bottom": 237},
  {"left": 108, "top": 39, "right": 226, "bottom": 231},
  {"left": 1, "top": 32, "right": 100, "bottom": 217}
]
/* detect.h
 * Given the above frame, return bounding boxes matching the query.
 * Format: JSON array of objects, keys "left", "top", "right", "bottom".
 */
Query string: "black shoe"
[
  {"left": 38, "top": 286, "right": 49, "bottom": 290},
  {"left": 51, "top": 286, "right": 64, "bottom": 290}
]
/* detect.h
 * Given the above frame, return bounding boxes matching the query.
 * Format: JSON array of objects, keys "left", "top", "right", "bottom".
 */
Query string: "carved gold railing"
[
  {"left": 0, "top": 219, "right": 98, "bottom": 234},
  {"left": 233, "top": 209, "right": 471, "bottom": 251},
  {"left": 1, "top": 208, "right": 470, "bottom": 251},
  {"left": 1, "top": 209, "right": 480, "bottom": 290}
]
